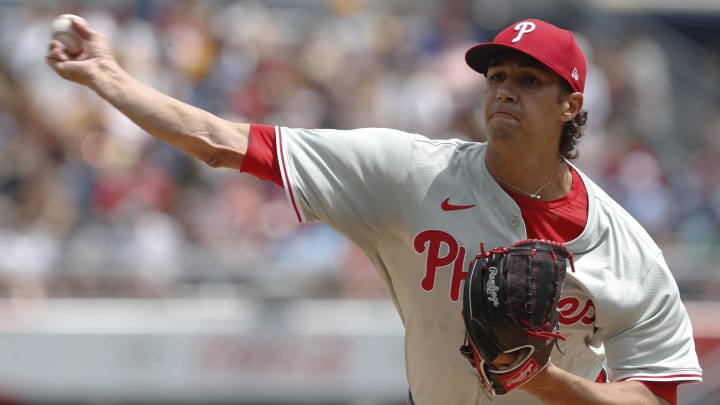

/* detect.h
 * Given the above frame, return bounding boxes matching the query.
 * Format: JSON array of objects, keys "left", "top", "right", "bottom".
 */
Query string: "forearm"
[
  {"left": 523, "top": 364, "right": 669, "bottom": 405},
  {"left": 89, "top": 60, "right": 249, "bottom": 169}
]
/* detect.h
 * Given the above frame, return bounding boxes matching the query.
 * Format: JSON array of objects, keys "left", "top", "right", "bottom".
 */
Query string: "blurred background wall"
[{"left": 1, "top": 0, "right": 720, "bottom": 403}]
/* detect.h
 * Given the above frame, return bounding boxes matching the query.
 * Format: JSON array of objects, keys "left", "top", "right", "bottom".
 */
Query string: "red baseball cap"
[{"left": 465, "top": 19, "right": 586, "bottom": 93}]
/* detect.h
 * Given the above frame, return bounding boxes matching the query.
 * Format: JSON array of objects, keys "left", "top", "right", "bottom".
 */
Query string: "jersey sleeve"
[
  {"left": 601, "top": 252, "right": 703, "bottom": 385},
  {"left": 273, "top": 126, "right": 418, "bottom": 249},
  {"left": 240, "top": 124, "right": 283, "bottom": 186},
  {"left": 639, "top": 381, "right": 679, "bottom": 405}
]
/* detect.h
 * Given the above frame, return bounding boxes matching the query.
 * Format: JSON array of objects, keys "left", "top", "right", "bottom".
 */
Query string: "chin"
[{"left": 487, "top": 124, "right": 516, "bottom": 142}]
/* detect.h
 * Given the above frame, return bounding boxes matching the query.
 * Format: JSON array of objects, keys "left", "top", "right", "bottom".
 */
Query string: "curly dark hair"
[{"left": 558, "top": 82, "right": 588, "bottom": 160}]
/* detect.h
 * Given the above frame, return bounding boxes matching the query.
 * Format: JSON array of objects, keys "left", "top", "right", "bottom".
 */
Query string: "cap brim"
[
  {"left": 465, "top": 43, "right": 574, "bottom": 92},
  {"left": 465, "top": 43, "right": 523, "bottom": 75}
]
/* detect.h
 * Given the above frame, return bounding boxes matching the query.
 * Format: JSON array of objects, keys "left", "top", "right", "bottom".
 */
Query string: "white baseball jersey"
[{"left": 266, "top": 126, "right": 702, "bottom": 404}]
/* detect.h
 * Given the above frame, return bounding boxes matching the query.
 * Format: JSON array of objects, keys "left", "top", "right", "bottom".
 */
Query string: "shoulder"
[
  {"left": 572, "top": 164, "right": 661, "bottom": 256},
  {"left": 413, "top": 135, "right": 485, "bottom": 151},
  {"left": 281, "top": 126, "right": 421, "bottom": 144},
  {"left": 281, "top": 126, "right": 484, "bottom": 169},
  {"left": 410, "top": 136, "right": 487, "bottom": 167},
  {"left": 281, "top": 126, "right": 480, "bottom": 146}
]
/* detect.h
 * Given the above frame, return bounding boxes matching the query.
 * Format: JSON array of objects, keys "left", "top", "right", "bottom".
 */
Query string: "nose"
[{"left": 496, "top": 81, "right": 517, "bottom": 102}]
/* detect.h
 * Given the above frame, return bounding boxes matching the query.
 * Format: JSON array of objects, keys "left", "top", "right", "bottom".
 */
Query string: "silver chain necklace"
[{"left": 493, "top": 167, "right": 563, "bottom": 200}]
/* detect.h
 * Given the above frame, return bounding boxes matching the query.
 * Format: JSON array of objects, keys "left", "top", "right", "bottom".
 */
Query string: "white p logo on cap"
[{"left": 512, "top": 21, "right": 536, "bottom": 43}]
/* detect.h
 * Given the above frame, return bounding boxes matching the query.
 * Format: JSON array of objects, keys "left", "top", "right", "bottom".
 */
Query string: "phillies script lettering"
[
  {"left": 413, "top": 229, "right": 595, "bottom": 326},
  {"left": 414, "top": 229, "right": 468, "bottom": 302}
]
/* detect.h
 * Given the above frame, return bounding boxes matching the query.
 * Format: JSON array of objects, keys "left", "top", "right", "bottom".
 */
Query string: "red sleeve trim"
[
  {"left": 617, "top": 373, "right": 702, "bottom": 381},
  {"left": 615, "top": 373, "right": 701, "bottom": 405},
  {"left": 639, "top": 381, "right": 678, "bottom": 405},
  {"left": 239, "top": 124, "right": 283, "bottom": 187}
]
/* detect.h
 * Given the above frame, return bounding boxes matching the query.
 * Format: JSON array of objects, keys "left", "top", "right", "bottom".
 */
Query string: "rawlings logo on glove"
[
  {"left": 459, "top": 239, "right": 575, "bottom": 396},
  {"left": 485, "top": 267, "right": 501, "bottom": 307}
]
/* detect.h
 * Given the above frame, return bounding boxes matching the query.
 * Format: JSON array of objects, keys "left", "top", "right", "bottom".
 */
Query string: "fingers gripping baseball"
[
  {"left": 46, "top": 14, "right": 117, "bottom": 86},
  {"left": 459, "top": 239, "right": 574, "bottom": 396}
]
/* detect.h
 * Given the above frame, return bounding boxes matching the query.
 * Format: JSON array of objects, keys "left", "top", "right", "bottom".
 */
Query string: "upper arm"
[
  {"left": 601, "top": 255, "right": 701, "bottom": 384},
  {"left": 279, "top": 127, "right": 417, "bottom": 238}
]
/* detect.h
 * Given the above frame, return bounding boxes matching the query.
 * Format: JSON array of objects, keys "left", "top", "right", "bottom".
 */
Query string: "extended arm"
[
  {"left": 46, "top": 16, "right": 248, "bottom": 169},
  {"left": 523, "top": 363, "right": 670, "bottom": 405}
]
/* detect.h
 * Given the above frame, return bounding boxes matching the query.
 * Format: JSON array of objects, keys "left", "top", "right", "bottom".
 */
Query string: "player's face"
[{"left": 482, "top": 53, "right": 576, "bottom": 147}]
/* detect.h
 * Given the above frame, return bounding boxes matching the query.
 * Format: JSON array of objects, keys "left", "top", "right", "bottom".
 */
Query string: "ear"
[{"left": 560, "top": 92, "right": 584, "bottom": 123}]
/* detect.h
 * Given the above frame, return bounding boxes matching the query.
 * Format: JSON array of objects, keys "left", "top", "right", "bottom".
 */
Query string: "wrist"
[
  {"left": 522, "top": 361, "right": 556, "bottom": 395},
  {"left": 89, "top": 58, "right": 125, "bottom": 93}
]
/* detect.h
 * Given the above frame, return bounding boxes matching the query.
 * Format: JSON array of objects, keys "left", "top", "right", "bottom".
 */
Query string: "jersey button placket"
[{"left": 511, "top": 216, "right": 520, "bottom": 227}]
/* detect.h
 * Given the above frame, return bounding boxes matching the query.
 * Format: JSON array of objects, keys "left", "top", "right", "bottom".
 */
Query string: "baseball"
[{"left": 50, "top": 14, "right": 86, "bottom": 56}]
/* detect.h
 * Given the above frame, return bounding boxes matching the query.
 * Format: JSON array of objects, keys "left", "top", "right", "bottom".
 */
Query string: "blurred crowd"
[{"left": 1, "top": 0, "right": 720, "bottom": 302}]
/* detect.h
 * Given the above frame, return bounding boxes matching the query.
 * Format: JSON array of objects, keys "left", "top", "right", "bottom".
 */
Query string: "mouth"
[{"left": 489, "top": 110, "right": 518, "bottom": 121}]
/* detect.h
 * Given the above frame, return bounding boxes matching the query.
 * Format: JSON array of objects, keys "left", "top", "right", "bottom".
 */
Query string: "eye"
[
  {"left": 521, "top": 74, "right": 541, "bottom": 87},
  {"left": 487, "top": 71, "right": 506, "bottom": 83}
]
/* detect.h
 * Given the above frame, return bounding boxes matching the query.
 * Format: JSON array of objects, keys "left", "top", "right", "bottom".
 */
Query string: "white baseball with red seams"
[
  {"left": 266, "top": 125, "right": 702, "bottom": 404},
  {"left": 50, "top": 14, "right": 86, "bottom": 56}
]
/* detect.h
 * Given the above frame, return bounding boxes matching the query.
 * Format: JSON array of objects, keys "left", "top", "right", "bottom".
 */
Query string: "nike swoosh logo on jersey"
[{"left": 441, "top": 198, "right": 476, "bottom": 211}]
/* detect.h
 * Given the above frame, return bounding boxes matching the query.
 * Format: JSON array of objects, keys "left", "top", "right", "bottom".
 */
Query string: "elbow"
[
  {"left": 203, "top": 152, "right": 223, "bottom": 168},
  {"left": 201, "top": 149, "right": 243, "bottom": 169},
  {"left": 183, "top": 128, "right": 247, "bottom": 169}
]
